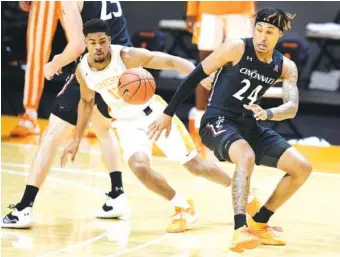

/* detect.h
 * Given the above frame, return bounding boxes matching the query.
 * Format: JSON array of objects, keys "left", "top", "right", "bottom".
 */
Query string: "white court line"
[
  {"left": 2, "top": 169, "right": 171, "bottom": 257},
  {"left": 1, "top": 169, "right": 104, "bottom": 194},
  {"left": 103, "top": 234, "right": 171, "bottom": 257},
  {"left": 35, "top": 232, "right": 109, "bottom": 257},
  {"left": 2, "top": 141, "right": 339, "bottom": 178},
  {"left": 1, "top": 162, "right": 143, "bottom": 187}
]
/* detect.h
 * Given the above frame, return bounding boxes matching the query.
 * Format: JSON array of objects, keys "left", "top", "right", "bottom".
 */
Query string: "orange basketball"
[{"left": 118, "top": 67, "right": 156, "bottom": 105}]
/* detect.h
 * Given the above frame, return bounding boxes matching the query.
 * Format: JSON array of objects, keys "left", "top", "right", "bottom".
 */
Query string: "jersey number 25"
[{"left": 101, "top": 0, "right": 122, "bottom": 20}]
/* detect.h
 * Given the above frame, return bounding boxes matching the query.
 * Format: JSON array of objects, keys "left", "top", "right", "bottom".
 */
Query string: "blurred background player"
[
  {"left": 10, "top": 1, "right": 62, "bottom": 136},
  {"left": 186, "top": 1, "right": 256, "bottom": 158}
]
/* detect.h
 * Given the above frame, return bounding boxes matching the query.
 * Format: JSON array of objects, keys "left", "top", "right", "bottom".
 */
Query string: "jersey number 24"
[{"left": 233, "top": 79, "right": 263, "bottom": 105}]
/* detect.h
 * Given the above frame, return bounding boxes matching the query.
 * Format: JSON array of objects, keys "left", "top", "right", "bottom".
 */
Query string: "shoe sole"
[
  {"left": 166, "top": 213, "right": 199, "bottom": 233},
  {"left": 1, "top": 222, "right": 34, "bottom": 229},
  {"left": 96, "top": 212, "right": 130, "bottom": 220},
  {"left": 229, "top": 238, "right": 261, "bottom": 253},
  {"left": 261, "top": 241, "right": 286, "bottom": 246}
]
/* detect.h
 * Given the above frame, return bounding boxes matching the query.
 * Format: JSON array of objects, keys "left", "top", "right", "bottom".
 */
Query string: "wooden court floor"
[{"left": 1, "top": 116, "right": 340, "bottom": 257}]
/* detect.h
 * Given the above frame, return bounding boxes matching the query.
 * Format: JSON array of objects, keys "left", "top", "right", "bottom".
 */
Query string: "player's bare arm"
[
  {"left": 243, "top": 58, "right": 298, "bottom": 121},
  {"left": 44, "top": 1, "right": 86, "bottom": 80},
  {"left": 266, "top": 58, "right": 299, "bottom": 121},
  {"left": 121, "top": 47, "right": 195, "bottom": 75},
  {"left": 60, "top": 65, "right": 95, "bottom": 167}
]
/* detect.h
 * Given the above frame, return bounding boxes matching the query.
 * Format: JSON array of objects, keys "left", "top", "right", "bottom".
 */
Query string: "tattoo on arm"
[
  {"left": 232, "top": 169, "right": 250, "bottom": 215},
  {"left": 268, "top": 61, "right": 299, "bottom": 121}
]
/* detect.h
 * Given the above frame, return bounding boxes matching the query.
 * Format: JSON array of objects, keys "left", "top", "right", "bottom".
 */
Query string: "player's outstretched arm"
[
  {"left": 60, "top": 65, "right": 95, "bottom": 167},
  {"left": 266, "top": 58, "right": 299, "bottom": 121},
  {"left": 121, "top": 47, "right": 195, "bottom": 75},
  {"left": 162, "top": 39, "right": 244, "bottom": 117},
  {"left": 44, "top": 1, "right": 86, "bottom": 80}
]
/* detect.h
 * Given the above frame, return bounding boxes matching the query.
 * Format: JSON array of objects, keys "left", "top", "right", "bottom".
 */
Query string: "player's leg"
[
  {"left": 1, "top": 78, "right": 80, "bottom": 228},
  {"left": 267, "top": 147, "right": 312, "bottom": 210},
  {"left": 91, "top": 103, "right": 129, "bottom": 219},
  {"left": 199, "top": 117, "right": 260, "bottom": 252},
  {"left": 1, "top": 115, "right": 73, "bottom": 228},
  {"left": 223, "top": 14, "right": 254, "bottom": 40},
  {"left": 248, "top": 126, "right": 312, "bottom": 245},
  {"left": 11, "top": 1, "right": 60, "bottom": 137},
  {"left": 116, "top": 117, "right": 196, "bottom": 233}
]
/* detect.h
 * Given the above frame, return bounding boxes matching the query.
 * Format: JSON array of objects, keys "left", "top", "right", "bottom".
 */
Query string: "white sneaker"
[
  {"left": 95, "top": 193, "right": 130, "bottom": 220},
  {"left": 1, "top": 205, "right": 34, "bottom": 228}
]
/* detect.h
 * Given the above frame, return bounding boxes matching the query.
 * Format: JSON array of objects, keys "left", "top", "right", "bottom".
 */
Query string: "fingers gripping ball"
[{"left": 118, "top": 68, "right": 156, "bottom": 105}]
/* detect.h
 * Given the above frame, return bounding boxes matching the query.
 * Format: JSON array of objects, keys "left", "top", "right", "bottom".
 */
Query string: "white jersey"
[{"left": 79, "top": 45, "right": 154, "bottom": 120}]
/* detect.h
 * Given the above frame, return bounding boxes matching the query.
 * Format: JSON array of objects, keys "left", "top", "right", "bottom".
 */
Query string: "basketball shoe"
[
  {"left": 95, "top": 193, "right": 130, "bottom": 220},
  {"left": 166, "top": 199, "right": 198, "bottom": 233},
  {"left": 229, "top": 226, "right": 261, "bottom": 253},
  {"left": 247, "top": 217, "right": 286, "bottom": 245},
  {"left": 1, "top": 204, "right": 34, "bottom": 228},
  {"left": 10, "top": 113, "right": 40, "bottom": 137}
]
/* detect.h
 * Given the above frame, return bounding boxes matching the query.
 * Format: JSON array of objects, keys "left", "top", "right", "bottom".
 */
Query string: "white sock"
[
  {"left": 170, "top": 193, "right": 190, "bottom": 209},
  {"left": 195, "top": 109, "right": 205, "bottom": 129},
  {"left": 26, "top": 108, "right": 37, "bottom": 120}
]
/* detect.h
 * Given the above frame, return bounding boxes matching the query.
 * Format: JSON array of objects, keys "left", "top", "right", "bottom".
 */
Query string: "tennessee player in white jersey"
[
  {"left": 61, "top": 19, "right": 261, "bottom": 233},
  {"left": 79, "top": 45, "right": 197, "bottom": 165}
]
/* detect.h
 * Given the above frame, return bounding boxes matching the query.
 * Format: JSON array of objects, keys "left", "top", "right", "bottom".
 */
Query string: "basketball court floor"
[{"left": 1, "top": 115, "right": 340, "bottom": 257}]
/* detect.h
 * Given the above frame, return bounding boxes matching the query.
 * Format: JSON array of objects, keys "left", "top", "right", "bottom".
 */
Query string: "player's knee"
[
  {"left": 287, "top": 159, "right": 312, "bottom": 183},
  {"left": 183, "top": 156, "right": 203, "bottom": 176},
  {"left": 297, "top": 159, "right": 312, "bottom": 180},
  {"left": 234, "top": 150, "right": 255, "bottom": 173},
  {"left": 128, "top": 153, "right": 151, "bottom": 181}
]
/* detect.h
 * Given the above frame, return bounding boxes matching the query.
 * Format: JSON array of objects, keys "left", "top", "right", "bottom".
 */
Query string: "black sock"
[
  {"left": 234, "top": 214, "right": 247, "bottom": 230},
  {"left": 16, "top": 185, "right": 39, "bottom": 211},
  {"left": 252, "top": 206, "right": 274, "bottom": 223},
  {"left": 109, "top": 171, "right": 124, "bottom": 199}
]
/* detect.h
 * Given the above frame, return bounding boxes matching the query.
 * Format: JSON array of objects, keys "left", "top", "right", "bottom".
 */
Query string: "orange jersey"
[{"left": 187, "top": 1, "right": 255, "bottom": 16}]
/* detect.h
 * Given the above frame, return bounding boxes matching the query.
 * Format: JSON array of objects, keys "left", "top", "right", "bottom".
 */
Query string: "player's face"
[
  {"left": 253, "top": 22, "right": 283, "bottom": 53},
  {"left": 85, "top": 32, "right": 111, "bottom": 63}
]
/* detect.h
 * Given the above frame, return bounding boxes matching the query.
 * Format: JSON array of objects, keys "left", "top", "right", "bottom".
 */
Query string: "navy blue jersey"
[
  {"left": 81, "top": 1, "right": 131, "bottom": 46},
  {"left": 205, "top": 38, "right": 283, "bottom": 119}
]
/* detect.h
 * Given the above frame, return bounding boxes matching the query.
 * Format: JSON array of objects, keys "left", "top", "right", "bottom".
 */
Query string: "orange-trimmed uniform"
[{"left": 187, "top": 1, "right": 256, "bottom": 50}]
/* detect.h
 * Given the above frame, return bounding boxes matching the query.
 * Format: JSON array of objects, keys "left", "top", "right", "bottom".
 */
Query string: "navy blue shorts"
[
  {"left": 199, "top": 115, "right": 291, "bottom": 168},
  {"left": 51, "top": 76, "right": 110, "bottom": 125}
]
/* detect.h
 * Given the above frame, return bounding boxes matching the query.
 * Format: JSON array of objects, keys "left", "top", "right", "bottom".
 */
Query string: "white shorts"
[
  {"left": 197, "top": 13, "right": 254, "bottom": 51},
  {"left": 114, "top": 95, "right": 197, "bottom": 164}
]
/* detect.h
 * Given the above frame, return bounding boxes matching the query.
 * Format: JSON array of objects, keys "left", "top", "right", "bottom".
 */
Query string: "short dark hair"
[
  {"left": 83, "top": 19, "right": 110, "bottom": 36},
  {"left": 253, "top": 8, "right": 295, "bottom": 31}
]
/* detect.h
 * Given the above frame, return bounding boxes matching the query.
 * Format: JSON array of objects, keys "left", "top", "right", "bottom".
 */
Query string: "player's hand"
[
  {"left": 148, "top": 114, "right": 172, "bottom": 141},
  {"left": 186, "top": 15, "right": 196, "bottom": 33},
  {"left": 19, "top": 1, "right": 31, "bottom": 12},
  {"left": 60, "top": 140, "right": 80, "bottom": 167},
  {"left": 43, "top": 62, "right": 62, "bottom": 80},
  {"left": 44, "top": 55, "right": 62, "bottom": 80},
  {"left": 243, "top": 104, "right": 268, "bottom": 121}
]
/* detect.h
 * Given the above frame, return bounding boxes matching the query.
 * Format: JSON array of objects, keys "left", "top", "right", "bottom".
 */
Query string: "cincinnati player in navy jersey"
[
  {"left": 149, "top": 9, "right": 312, "bottom": 252},
  {"left": 2, "top": 1, "right": 132, "bottom": 228}
]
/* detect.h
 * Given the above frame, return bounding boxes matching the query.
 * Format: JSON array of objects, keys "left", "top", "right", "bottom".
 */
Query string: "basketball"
[{"left": 118, "top": 67, "right": 156, "bottom": 105}]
